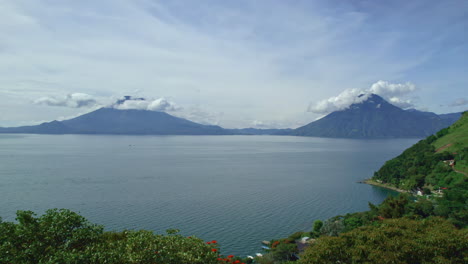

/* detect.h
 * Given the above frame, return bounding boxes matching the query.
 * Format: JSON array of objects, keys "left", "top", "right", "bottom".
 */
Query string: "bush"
[
  {"left": 0, "top": 209, "right": 222, "bottom": 264},
  {"left": 300, "top": 217, "right": 468, "bottom": 264}
]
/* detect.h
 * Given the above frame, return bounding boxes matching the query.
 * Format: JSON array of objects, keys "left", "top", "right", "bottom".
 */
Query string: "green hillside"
[
  {"left": 372, "top": 111, "right": 468, "bottom": 191},
  {"left": 432, "top": 112, "right": 468, "bottom": 174}
]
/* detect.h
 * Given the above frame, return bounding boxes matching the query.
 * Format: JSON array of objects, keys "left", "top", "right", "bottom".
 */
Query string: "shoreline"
[{"left": 360, "top": 179, "right": 409, "bottom": 193}]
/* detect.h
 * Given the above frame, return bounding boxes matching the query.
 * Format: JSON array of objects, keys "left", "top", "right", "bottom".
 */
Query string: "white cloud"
[
  {"left": 0, "top": 1, "right": 466, "bottom": 127},
  {"left": 388, "top": 97, "right": 414, "bottom": 109},
  {"left": 174, "top": 106, "right": 223, "bottom": 126},
  {"left": 449, "top": 98, "right": 468, "bottom": 107},
  {"left": 115, "top": 100, "right": 149, "bottom": 110},
  {"left": 113, "top": 97, "right": 180, "bottom": 112},
  {"left": 34, "top": 93, "right": 98, "bottom": 108},
  {"left": 251, "top": 120, "right": 267, "bottom": 128},
  {"left": 308, "top": 89, "right": 369, "bottom": 114},
  {"left": 369, "top": 80, "right": 416, "bottom": 98},
  {"left": 308, "top": 81, "right": 416, "bottom": 114},
  {"left": 148, "top": 98, "right": 180, "bottom": 111}
]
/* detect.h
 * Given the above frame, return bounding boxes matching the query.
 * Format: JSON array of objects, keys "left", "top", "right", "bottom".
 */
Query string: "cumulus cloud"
[
  {"left": 113, "top": 96, "right": 180, "bottom": 112},
  {"left": 449, "top": 98, "right": 468, "bottom": 107},
  {"left": 388, "top": 97, "right": 414, "bottom": 109},
  {"left": 148, "top": 98, "right": 180, "bottom": 112},
  {"left": 369, "top": 80, "right": 416, "bottom": 97},
  {"left": 308, "top": 88, "right": 368, "bottom": 114},
  {"left": 34, "top": 93, "right": 98, "bottom": 108},
  {"left": 308, "top": 80, "right": 417, "bottom": 114}
]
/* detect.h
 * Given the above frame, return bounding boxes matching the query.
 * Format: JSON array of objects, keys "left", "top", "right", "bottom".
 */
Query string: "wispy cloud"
[
  {"left": 449, "top": 98, "right": 468, "bottom": 107},
  {"left": 0, "top": 0, "right": 467, "bottom": 126},
  {"left": 34, "top": 93, "right": 98, "bottom": 108}
]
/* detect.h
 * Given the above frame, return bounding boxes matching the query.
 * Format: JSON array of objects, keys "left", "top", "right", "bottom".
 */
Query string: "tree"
[
  {"left": 300, "top": 217, "right": 468, "bottom": 264},
  {"left": 0, "top": 209, "right": 221, "bottom": 264}
]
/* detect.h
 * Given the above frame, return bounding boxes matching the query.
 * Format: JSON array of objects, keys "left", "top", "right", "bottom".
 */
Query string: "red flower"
[
  {"left": 211, "top": 240, "right": 217, "bottom": 244},
  {"left": 207, "top": 242, "right": 211, "bottom": 244},
  {"left": 211, "top": 248, "right": 218, "bottom": 252},
  {"left": 227, "top": 255, "right": 234, "bottom": 258},
  {"left": 234, "top": 260, "right": 241, "bottom": 264}
]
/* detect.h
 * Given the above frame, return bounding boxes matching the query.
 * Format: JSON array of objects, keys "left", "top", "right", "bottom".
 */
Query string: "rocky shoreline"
[{"left": 359, "top": 179, "right": 409, "bottom": 193}]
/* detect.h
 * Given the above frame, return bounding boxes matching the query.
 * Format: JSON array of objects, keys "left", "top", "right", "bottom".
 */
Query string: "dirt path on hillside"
[{"left": 435, "top": 143, "right": 453, "bottom": 153}]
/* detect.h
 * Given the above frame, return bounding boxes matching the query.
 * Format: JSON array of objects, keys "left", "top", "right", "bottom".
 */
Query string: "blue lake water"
[{"left": 0, "top": 134, "right": 418, "bottom": 256}]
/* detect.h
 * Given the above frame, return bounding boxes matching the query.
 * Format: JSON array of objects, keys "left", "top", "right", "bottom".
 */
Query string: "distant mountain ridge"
[
  {"left": 292, "top": 94, "right": 463, "bottom": 138},
  {"left": 0, "top": 107, "right": 293, "bottom": 136},
  {"left": 0, "top": 95, "right": 463, "bottom": 137},
  {"left": 0, "top": 108, "right": 227, "bottom": 135}
]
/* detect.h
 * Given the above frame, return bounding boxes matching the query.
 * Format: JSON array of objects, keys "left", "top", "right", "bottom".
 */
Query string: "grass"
[{"left": 432, "top": 112, "right": 468, "bottom": 154}]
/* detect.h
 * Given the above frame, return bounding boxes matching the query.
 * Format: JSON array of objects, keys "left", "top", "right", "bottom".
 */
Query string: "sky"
[{"left": 1, "top": 0, "right": 467, "bottom": 128}]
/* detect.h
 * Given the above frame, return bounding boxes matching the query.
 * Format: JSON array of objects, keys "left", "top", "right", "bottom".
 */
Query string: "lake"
[{"left": 0, "top": 134, "right": 418, "bottom": 256}]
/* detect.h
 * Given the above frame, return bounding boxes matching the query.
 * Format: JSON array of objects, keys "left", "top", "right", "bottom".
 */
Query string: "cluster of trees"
[
  {"left": 258, "top": 189, "right": 467, "bottom": 264},
  {"left": 0, "top": 209, "right": 252, "bottom": 264},
  {"left": 300, "top": 217, "right": 467, "bottom": 264}
]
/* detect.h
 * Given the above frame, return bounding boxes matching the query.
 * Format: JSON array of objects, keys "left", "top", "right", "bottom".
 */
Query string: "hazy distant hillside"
[
  {"left": 0, "top": 108, "right": 227, "bottom": 135},
  {"left": 226, "top": 128, "right": 292, "bottom": 135},
  {"left": 292, "top": 94, "right": 461, "bottom": 139}
]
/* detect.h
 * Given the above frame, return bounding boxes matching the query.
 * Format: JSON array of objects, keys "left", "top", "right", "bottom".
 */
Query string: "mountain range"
[
  {"left": 0, "top": 94, "right": 463, "bottom": 138},
  {"left": 292, "top": 94, "right": 462, "bottom": 138}
]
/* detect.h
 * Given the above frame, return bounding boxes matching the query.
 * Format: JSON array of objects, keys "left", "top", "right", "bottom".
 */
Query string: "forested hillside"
[{"left": 373, "top": 111, "right": 468, "bottom": 190}]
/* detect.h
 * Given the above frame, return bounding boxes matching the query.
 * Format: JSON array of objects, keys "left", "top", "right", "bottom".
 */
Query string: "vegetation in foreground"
[
  {"left": 300, "top": 217, "right": 467, "bottom": 264},
  {"left": 0, "top": 209, "right": 251, "bottom": 264}
]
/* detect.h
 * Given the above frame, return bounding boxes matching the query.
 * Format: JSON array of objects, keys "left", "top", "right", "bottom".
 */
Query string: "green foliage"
[
  {"left": 434, "top": 180, "right": 468, "bottom": 227},
  {"left": 0, "top": 209, "right": 103, "bottom": 264},
  {"left": 300, "top": 217, "right": 468, "bottom": 264},
  {"left": 378, "top": 194, "right": 411, "bottom": 218},
  {"left": 407, "top": 199, "right": 434, "bottom": 218},
  {"left": 268, "top": 239, "right": 298, "bottom": 262},
  {"left": 373, "top": 112, "right": 468, "bottom": 190},
  {"left": 433, "top": 112, "right": 468, "bottom": 155},
  {"left": 0, "top": 209, "right": 222, "bottom": 264},
  {"left": 319, "top": 217, "right": 345, "bottom": 237},
  {"left": 312, "top": 220, "right": 322, "bottom": 233},
  {"left": 287, "top": 231, "right": 304, "bottom": 241},
  {"left": 307, "top": 220, "right": 323, "bottom": 238}
]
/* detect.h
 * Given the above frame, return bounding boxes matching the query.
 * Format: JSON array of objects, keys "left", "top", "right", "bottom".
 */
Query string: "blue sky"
[{"left": 0, "top": 0, "right": 467, "bottom": 128}]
